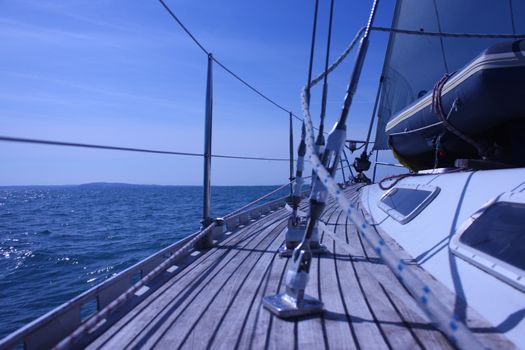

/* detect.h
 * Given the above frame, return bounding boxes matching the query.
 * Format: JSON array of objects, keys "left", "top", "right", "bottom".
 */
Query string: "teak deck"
[{"left": 80, "top": 186, "right": 509, "bottom": 349}]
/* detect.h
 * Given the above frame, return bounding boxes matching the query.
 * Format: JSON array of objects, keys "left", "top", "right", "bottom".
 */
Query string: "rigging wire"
[
  {"left": 157, "top": 0, "right": 524, "bottom": 126},
  {"left": 288, "top": 112, "right": 295, "bottom": 195},
  {"left": 335, "top": 1, "right": 378, "bottom": 129},
  {"left": 509, "top": 0, "right": 517, "bottom": 35},
  {"left": 310, "top": 0, "right": 335, "bottom": 187},
  {"left": 0, "top": 136, "right": 290, "bottom": 162},
  {"left": 305, "top": 0, "right": 320, "bottom": 186},
  {"left": 371, "top": 26, "right": 525, "bottom": 38},
  {"left": 310, "top": 27, "right": 366, "bottom": 86},
  {"left": 211, "top": 58, "right": 295, "bottom": 118},
  {"left": 431, "top": 0, "right": 450, "bottom": 73},
  {"left": 224, "top": 181, "right": 293, "bottom": 219},
  {"left": 362, "top": 77, "right": 383, "bottom": 155},
  {"left": 316, "top": 0, "right": 335, "bottom": 145},
  {"left": 3, "top": 0, "right": 306, "bottom": 164},
  {"left": 158, "top": 0, "right": 301, "bottom": 122},
  {"left": 305, "top": 0, "right": 320, "bottom": 105},
  {"left": 300, "top": 5, "right": 483, "bottom": 348},
  {"left": 158, "top": 0, "right": 209, "bottom": 55}
]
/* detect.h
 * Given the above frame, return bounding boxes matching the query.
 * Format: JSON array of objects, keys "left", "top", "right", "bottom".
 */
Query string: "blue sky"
[{"left": 0, "top": 0, "right": 398, "bottom": 186}]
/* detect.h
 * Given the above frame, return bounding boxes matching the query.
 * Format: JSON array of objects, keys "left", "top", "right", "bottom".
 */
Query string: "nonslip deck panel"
[{"left": 84, "top": 185, "right": 508, "bottom": 349}]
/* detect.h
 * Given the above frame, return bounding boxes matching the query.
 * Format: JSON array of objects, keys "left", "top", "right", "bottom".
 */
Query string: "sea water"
[{"left": 0, "top": 184, "right": 289, "bottom": 339}]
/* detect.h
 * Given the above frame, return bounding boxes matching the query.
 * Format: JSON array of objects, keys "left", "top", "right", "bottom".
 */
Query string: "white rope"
[
  {"left": 300, "top": 36, "right": 484, "bottom": 349},
  {"left": 311, "top": 27, "right": 365, "bottom": 87}
]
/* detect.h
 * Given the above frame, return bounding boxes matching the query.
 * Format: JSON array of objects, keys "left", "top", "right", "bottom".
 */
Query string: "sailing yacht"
[{"left": 1, "top": 0, "right": 524, "bottom": 349}]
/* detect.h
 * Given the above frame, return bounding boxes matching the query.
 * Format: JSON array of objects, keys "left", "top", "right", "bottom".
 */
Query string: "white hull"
[{"left": 360, "top": 168, "right": 525, "bottom": 348}]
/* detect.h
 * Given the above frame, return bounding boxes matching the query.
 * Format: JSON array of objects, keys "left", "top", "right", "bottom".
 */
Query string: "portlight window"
[
  {"left": 378, "top": 184, "right": 440, "bottom": 224},
  {"left": 459, "top": 202, "right": 525, "bottom": 271},
  {"left": 451, "top": 192, "right": 525, "bottom": 292}
]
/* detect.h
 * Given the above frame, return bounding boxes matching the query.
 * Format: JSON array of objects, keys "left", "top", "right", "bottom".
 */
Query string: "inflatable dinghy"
[{"left": 386, "top": 39, "right": 525, "bottom": 171}]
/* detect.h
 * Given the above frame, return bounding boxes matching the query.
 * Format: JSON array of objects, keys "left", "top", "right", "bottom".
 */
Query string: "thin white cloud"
[{"left": 0, "top": 16, "right": 192, "bottom": 51}]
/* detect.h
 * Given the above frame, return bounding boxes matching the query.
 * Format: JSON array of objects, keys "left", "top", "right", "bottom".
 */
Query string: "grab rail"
[{"left": 372, "top": 160, "right": 405, "bottom": 182}]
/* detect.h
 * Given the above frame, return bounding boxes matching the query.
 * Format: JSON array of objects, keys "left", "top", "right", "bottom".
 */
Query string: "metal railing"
[
  {"left": 372, "top": 160, "right": 405, "bottom": 183},
  {"left": 0, "top": 195, "right": 289, "bottom": 350}
]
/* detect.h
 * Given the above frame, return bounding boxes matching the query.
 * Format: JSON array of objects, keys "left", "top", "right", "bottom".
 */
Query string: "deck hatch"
[
  {"left": 378, "top": 184, "right": 440, "bottom": 224},
  {"left": 451, "top": 192, "right": 525, "bottom": 292}
]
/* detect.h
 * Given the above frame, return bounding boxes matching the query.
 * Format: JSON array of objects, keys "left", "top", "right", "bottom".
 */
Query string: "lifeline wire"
[
  {"left": 0, "top": 136, "right": 290, "bottom": 162},
  {"left": 158, "top": 0, "right": 300, "bottom": 122},
  {"left": 158, "top": 0, "right": 209, "bottom": 55},
  {"left": 225, "top": 181, "right": 294, "bottom": 219},
  {"left": 51, "top": 178, "right": 299, "bottom": 350}
]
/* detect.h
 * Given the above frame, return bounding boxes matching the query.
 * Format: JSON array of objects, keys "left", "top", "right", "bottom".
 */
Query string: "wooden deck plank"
[
  {"left": 87, "top": 216, "right": 268, "bottom": 349},
  {"left": 178, "top": 220, "right": 288, "bottom": 350},
  {"left": 352, "top": 202, "right": 454, "bottom": 349},
  {"left": 292, "top": 199, "right": 341, "bottom": 349},
  {"left": 327, "top": 213, "right": 390, "bottom": 350},
  {"left": 345, "top": 206, "right": 422, "bottom": 349},
  {"left": 379, "top": 282, "right": 453, "bottom": 349},
  {"left": 211, "top": 248, "right": 281, "bottom": 350},
  {"left": 264, "top": 258, "right": 295, "bottom": 350},
  {"left": 245, "top": 240, "right": 290, "bottom": 349},
  {"left": 81, "top": 184, "right": 513, "bottom": 350},
  {"left": 319, "top": 208, "right": 359, "bottom": 350},
  {"left": 150, "top": 218, "right": 288, "bottom": 349},
  {"left": 91, "top": 211, "right": 288, "bottom": 349}
]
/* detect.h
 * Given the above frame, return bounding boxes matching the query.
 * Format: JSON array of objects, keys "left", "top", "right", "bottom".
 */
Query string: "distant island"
[
  {"left": 78, "top": 182, "right": 165, "bottom": 188},
  {"left": 0, "top": 183, "right": 285, "bottom": 188},
  {"left": 0, "top": 182, "right": 170, "bottom": 188}
]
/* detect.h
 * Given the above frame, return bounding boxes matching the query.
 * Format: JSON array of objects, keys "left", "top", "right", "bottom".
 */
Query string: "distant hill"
[
  {"left": 0, "top": 183, "right": 286, "bottom": 188},
  {"left": 78, "top": 182, "right": 165, "bottom": 188}
]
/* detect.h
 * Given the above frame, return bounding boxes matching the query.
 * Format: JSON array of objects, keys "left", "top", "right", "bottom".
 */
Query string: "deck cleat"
[
  {"left": 278, "top": 218, "right": 328, "bottom": 257},
  {"left": 263, "top": 239, "right": 323, "bottom": 318}
]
